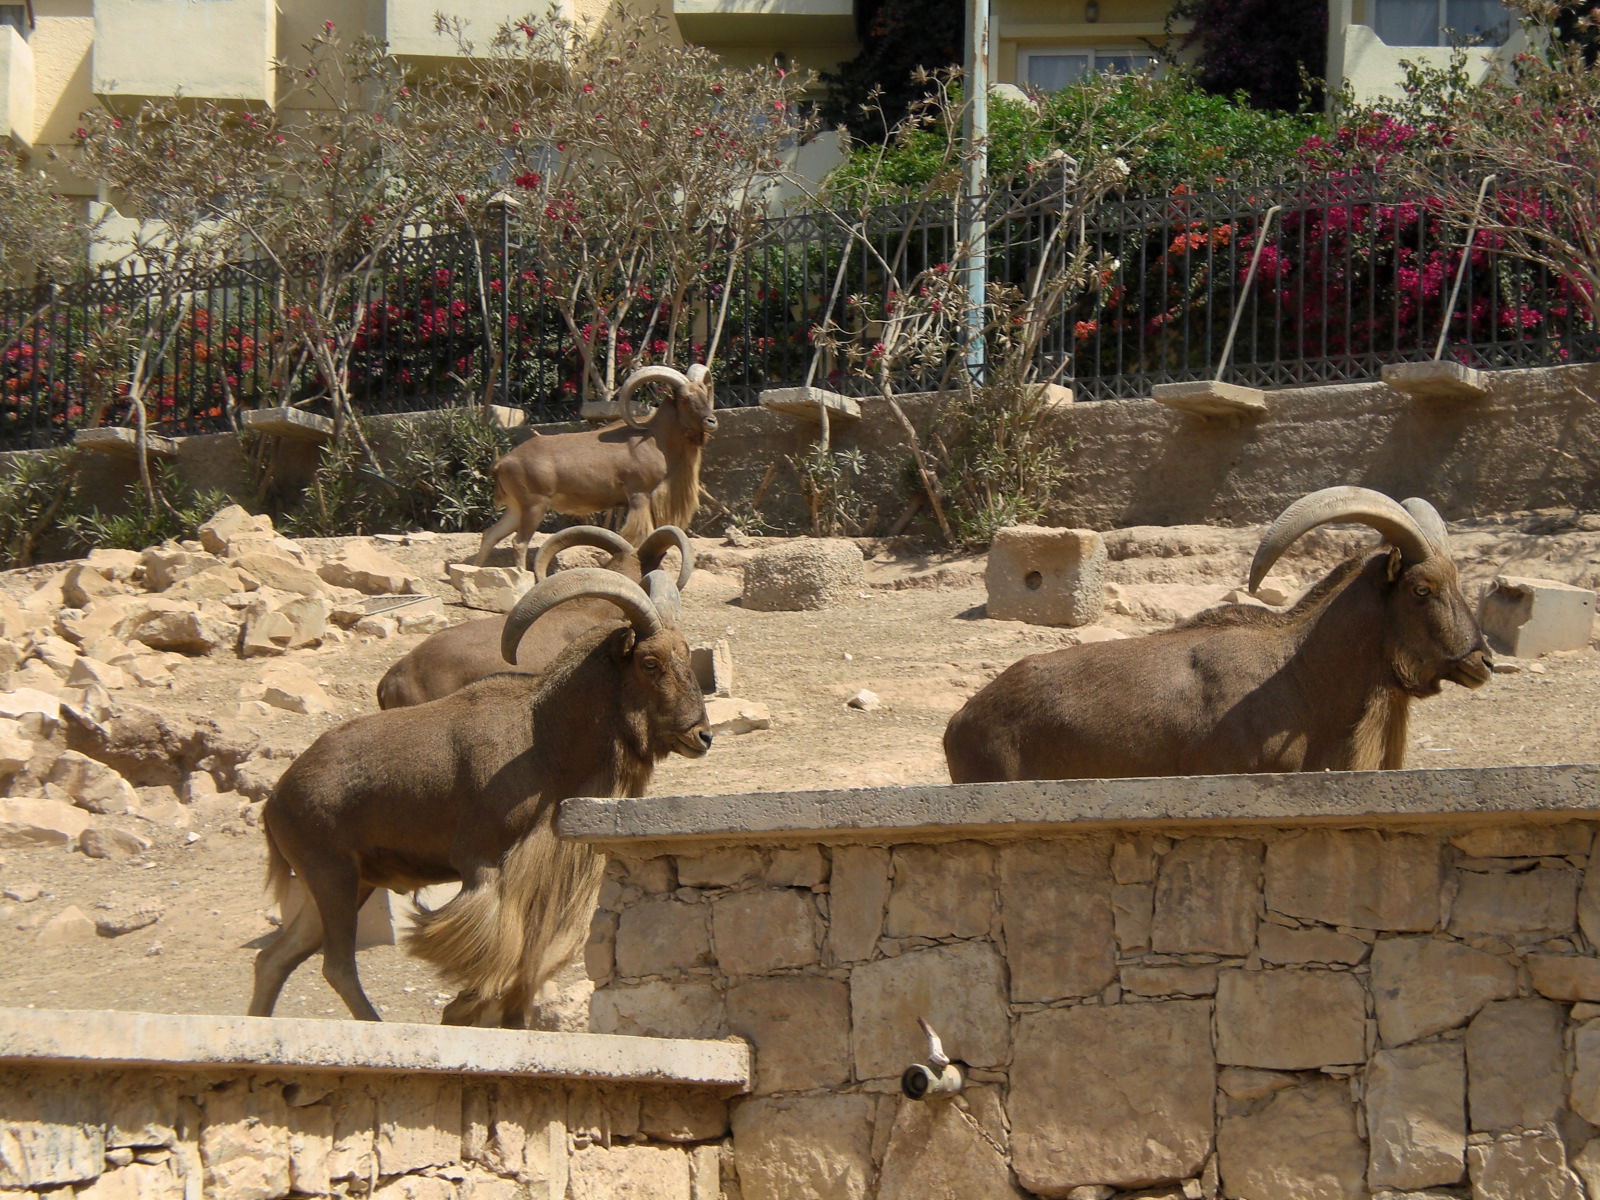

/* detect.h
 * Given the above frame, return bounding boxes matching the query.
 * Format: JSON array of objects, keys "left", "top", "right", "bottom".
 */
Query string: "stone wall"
[
  {"left": 0, "top": 1011, "right": 746, "bottom": 1198},
  {"left": 563, "top": 764, "right": 1600, "bottom": 1199},
  {"left": 6, "top": 361, "right": 1597, "bottom": 553}
]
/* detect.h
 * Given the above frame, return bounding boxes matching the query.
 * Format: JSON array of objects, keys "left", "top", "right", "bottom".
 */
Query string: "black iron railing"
[{"left": 0, "top": 174, "right": 1592, "bottom": 450}]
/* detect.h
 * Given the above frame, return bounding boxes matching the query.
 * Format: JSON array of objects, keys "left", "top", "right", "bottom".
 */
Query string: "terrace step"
[
  {"left": 1151, "top": 381, "right": 1268, "bottom": 419},
  {"left": 73, "top": 427, "right": 178, "bottom": 460}
]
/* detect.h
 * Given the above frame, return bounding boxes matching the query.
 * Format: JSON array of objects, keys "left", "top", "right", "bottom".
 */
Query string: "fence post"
[{"left": 485, "top": 190, "right": 519, "bottom": 413}]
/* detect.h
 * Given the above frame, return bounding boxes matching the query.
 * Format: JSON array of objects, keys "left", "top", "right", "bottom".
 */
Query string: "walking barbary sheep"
[
  {"left": 944, "top": 487, "right": 1494, "bottom": 782},
  {"left": 473, "top": 363, "right": 716, "bottom": 564},
  {"left": 377, "top": 524, "right": 693, "bottom": 709},
  {"left": 250, "top": 567, "right": 711, "bottom": 1026}
]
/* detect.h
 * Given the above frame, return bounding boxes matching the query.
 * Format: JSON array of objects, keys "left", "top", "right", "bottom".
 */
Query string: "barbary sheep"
[
  {"left": 943, "top": 486, "right": 1493, "bottom": 782},
  {"left": 250, "top": 566, "right": 710, "bottom": 1026},
  {"left": 473, "top": 362, "right": 716, "bottom": 564},
  {"left": 376, "top": 523, "right": 693, "bottom": 709}
]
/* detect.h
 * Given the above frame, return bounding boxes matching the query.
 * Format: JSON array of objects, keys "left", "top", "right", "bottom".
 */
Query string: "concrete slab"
[
  {"left": 73, "top": 427, "right": 179, "bottom": 460},
  {"left": 241, "top": 407, "right": 335, "bottom": 443},
  {"left": 0, "top": 1008, "right": 751, "bottom": 1089},
  {"left": 759, "top": 386, "right": 861, "bottom": 423},
  {"left": 1382, "top": 361, "right": 1491, "bottom": 403},
  {"left": 1480, "top": 575, "right": 1597, "bottom": 657},
  {"left": 1151, "top": 381, "right": 1268, "bottom": 418},
  {"left": 558, "top": 764, "right": 1600, "bottom": 847}
]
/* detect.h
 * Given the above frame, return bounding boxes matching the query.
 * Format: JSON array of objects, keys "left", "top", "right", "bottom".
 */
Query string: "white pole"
[{"left": 962, "top": 0, "right": 990, "bottom": 378}]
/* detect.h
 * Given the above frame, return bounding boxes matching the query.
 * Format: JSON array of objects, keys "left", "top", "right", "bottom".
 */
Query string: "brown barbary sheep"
[
  {"left": 250, "top": 566, "right": 710, "bottom": 1026},
  {"left": 473, "top": 362, "right": 716, "bottom": 564},
  {"left": 944, "top": 487, "right": 1493, "bottom": 783},
  {"left": 376, "top": 524, "right": 693, "bottom": 709}
]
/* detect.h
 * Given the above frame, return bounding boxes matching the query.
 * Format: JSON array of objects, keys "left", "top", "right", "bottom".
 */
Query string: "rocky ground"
[{"left": 0, "top": 506, "right": 1596, "bottom": 1026}]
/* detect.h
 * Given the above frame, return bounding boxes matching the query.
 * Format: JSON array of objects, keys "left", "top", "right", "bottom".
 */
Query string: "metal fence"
[{"left": 0, "top": 174, "right": 1592, "bottom": 450}]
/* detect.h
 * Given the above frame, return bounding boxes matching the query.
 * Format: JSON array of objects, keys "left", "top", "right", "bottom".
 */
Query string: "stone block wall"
[
  {"left": 0, "top": 1063, "right": 727, "bottom": 1198},
  {"left": 575, "top": 771, "right": 1600, "bottom": 1199},
  {"left": 0, "top": 1012, "right": 745, "bottom": 1199}
]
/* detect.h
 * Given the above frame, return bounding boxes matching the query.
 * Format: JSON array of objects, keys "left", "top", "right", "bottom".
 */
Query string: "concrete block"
[
  {"left": 1479, "top": 575, "right": 1596, "bottom": 657},
  {"left": 1382, "top": 360, "right": 1490, "bottom": 403},
  {"left": 741, "top": 540, "right": 863, "bottom": 612},
  {"left": 1151, "top": 380, "right": 1267, "bottom": 418},
  {"left": 759, "top": 386, "right": 861, "bottom": 423},
  {"left": 690, "top": 640, "right": 733, "bottom": 697},
  {"left": 241, "top": 407, "right": 335, "bottom": 443},
  {"left": 985, "top": 525, "right": 1106, "bottom": 627},
  {"left": 74, "top": 427, "right": 179, "bottom": 460}
]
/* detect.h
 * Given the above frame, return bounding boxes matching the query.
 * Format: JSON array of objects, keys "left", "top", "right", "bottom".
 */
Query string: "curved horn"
[
  {"left": 685, "top": 362, "right": 711, "bottom": 385},
  {"left": 501, "top": 567, "right": 662, "bottom": 664},
  {"left": 1401, "top": 497, "right": 1451, "bottom": 557},
  {"left": 637, "top": 525, "right": 694, "bottom": 590},
  {"left": 1249, "top": 485, "right": 1435, "bottom": 592},
  {"left": 616, "top": 364, "right": 691, "bottom": 429},
  {"left": 642, "top": 568, "right": 683, "bottom": 627},
  {"left": 532, "top": 525, "right": 634, "bottom": 581}
]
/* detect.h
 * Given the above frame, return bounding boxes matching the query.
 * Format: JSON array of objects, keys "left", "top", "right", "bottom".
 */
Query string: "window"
[
  {"left": 1372, "top": 0, "right": 1511, "bottom": 46},
  {"left": 1019, "top": 48, "right": 1158, "bottom": 92}
]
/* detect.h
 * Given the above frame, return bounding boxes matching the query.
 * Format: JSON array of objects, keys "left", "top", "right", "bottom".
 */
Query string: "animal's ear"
[
  {"left": 613, "top": 627, "right": 638, "bottom": 660},
  {"left": 1385, "top": 546, "right": 1404, "bottom": 582}
]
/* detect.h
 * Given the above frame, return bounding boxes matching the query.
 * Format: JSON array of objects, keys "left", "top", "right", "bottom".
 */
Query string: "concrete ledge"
[
  {"left": 242, "top": 407, "right": 336, "bottom": 443},
  {"left": 1382, "top": 360, "right": 1491, "bottom": 402},
  {"left": 0, "top": 1008, "right": 751, "bottom": 1090},
  {"left": 72, "top": 427, "right": 179, "bottom": 459},
  {"left": 759, "top": 385, "right": 862, "bottom": 423},
  {"left": 558, "top": 763, "right": 1600, "bottom": 847},
  {"left": 1150, "top": 380, "right": 1268, "bottom": 418}
]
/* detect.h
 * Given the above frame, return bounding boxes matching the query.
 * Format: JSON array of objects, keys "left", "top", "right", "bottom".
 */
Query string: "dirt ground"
[{"left": 0, "top": 512, "right": 1597, "bottom": 1026}]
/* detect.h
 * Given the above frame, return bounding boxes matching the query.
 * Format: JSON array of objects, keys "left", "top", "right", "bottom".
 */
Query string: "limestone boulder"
[
  {"left": 0, "top": 796, "right": 92, "bottom": 846},
  {"left": 446, "top": 564, "right": 535, "bottom": 613},
  {"left": 1370, "top": 936, "right": 1519, "bottom": 1046},
  {"left": 161, "top": 564, "right": 251, "bottom": 603},
  {"left": 1264, "top": 829, "right": 1442, "bottom": 930},
  {"left": 827, "top": 845, "right": 889, "bottom": 963},
  {"left": 711, "top": 888, "right": 819, "bottom": 976},
  {"left": 40, "top": 749, "right": 141, "bottom": 814},
  {"left": 139, "top": 543, "right": 219, "bottom": 592},
  {"left": 317, "top": 545, "right": 425, "bottom": 596},
  {"left": 985, "top": 525, "right": 1107, "bottom": 627},
  {"left": 741, "top": 539, "right": 863, "bottom": 611},
  {"left": 233, "top": 552, "right": 327, "bottom": 598},
  {"left": 850, "top": 942, "right": 1010, "bottom": 1079},
  {"left": 122, "top": 598, "right": 239, "bottom": 655},
  {"left": 726, "top": 976, "right": 851, "bottom": 1094},
  {"left": 589, "top": 980, "right": 722, "bottom": 1040},
  {"left": 1218, "top": 1079, "right": 1367, "bottom": 1200},
  {"left": 568, "top": 1144, "right": 691, "bottom": 1200},
  {"left": 62, "top": 701, "right": 257, "bottom": 788},
  {"left": 1448, "top": 863, "right": 1580, "bottom": 940},
  {"left": 1465, "top": 997, "right": 1566, "bottom": 1132},
  {"left": 80, "top": 825, "right": 153, "bottom": 860},
  {"left": 877, "top": 1096, "right": 1029, "bottom": 1200},
  {"left": 1215, "top": 968, "right": 1366, "bottom": 1069},
  {"left": 1366, "top": 1041, "right": 1466, "bottom": 1190},
  {"left": 61, "top": 562, "right": 133, "bottom": 608},
  {"left": 731, "top": 1095, "right": 874, "bottom": 1200},
  {"left": 999, "top": 839, "right": 1116, "bottom": 1001},
  {"left": 615, "top": 898, "right": 711, "bottom": 978},
  {"left": 1467, "top": 1128, "right": 1583, "bottom": 1200},
  {"left": 1012, "top": 1000, "right": 1214, "bottom": 1193},
  {"left": 197, "top": 504, "right": 277, "bottom": 556},
  {"left": 36, "top": 904, "right": 98, "bottom": 945},
  {"left": 1151, "top": 836, "right": 1263, "bottom": 956},
  {"left": 241, "top": 662, "right": 336, "bottom": 716},
  {"left": 886, "top": 842, "right": 995, "bottom": 940}
]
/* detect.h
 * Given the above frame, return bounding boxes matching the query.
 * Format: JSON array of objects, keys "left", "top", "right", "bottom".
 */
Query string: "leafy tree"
[
  {"left": 818, "top": 0, "right": 963, "bottom": 143},
  {"left": 1170, "top": 0, "right": 1328, "bottom": 111},
  {"left": 0, "top": 156, "right": 87, "bottom": 290}
]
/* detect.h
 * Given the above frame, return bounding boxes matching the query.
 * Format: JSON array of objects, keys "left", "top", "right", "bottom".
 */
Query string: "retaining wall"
[
  {"left": 6, "top": 362, "right": 1598, "bottom": 552},
  {"left": 561, "top": 763, "right": 1600, "bottom": 1199},
  {"left": 0, "top": 1011, "right": 747, "bottom": 1197}
]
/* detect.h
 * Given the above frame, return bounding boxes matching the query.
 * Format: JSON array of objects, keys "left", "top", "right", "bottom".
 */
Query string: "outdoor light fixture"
[{"left": 1085, "top": 0, "right": 1100, "bottom": 20}]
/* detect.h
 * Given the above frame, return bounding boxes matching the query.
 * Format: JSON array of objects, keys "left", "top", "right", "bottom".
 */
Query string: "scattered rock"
[
  {"left": 846, "top": 689, "right": 881, "bottom": 712},
  {"left": 3, "top": 883, "right": 43, "bottom": 902},
  {"left": 197, "top": 505, "right": 277, "bottom": 556},
  {"left": 36, "top": 904, "right": 97, "bottom": 945},
  {"left": 0, "top": 796, "right": 93, "bottom": 847},
  {"left": 705, "top": 697, "right": 773, "bottom": 735},
  {"left": 93, "top": 900, "right": 164, "bottom": 936},
  {"left": 446, "top": 563, "right": 535, "bottom": 613},
  {"left": 80, "top": 825, "right": 153, "bottom": 860},
  {"left": 241, "top": 662, "right": 336, "bottom": 715},
  {"left": 316, "top": 544, "right": 425, "bottom": 595}
]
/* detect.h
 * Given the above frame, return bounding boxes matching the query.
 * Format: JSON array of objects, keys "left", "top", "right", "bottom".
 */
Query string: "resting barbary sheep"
[
  {"left": 376, "top": 524, "right": 694, "bottom": 709},
  {"left": 473, "top": 362, "right": 716, "bottom": 563},
  {"left": 250, "top": 566, "right": 710, "bottom": 1026},
  {"left": 943, "top": 487, "right": 1494, "bottom": 782}
]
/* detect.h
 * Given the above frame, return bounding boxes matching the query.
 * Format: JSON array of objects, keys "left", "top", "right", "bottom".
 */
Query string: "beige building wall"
[{"left": 1326, "top": 0, "right": 1526, "bottom": 105}]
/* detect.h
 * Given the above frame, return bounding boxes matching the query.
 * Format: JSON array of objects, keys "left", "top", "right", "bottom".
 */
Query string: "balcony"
[
  {"left": 93, "top": 0, "right": 273, "bottom": 105},
  {"left": 0, "top": 25, "right": 32, "bottom": 147},
  {"left": 674, "top": 0, "right": 856, "bottom": 52},
  {"left": 380, "top": 0, "right": 573, "bottom": 60}
]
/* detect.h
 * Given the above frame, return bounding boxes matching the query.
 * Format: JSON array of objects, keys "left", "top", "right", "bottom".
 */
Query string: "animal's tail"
[
  {"left": 263, "top": 828, "right": 295, "bottom": 916},
  {"left": 406, "top": 831, "right": 603, "bottom": 1006}
]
